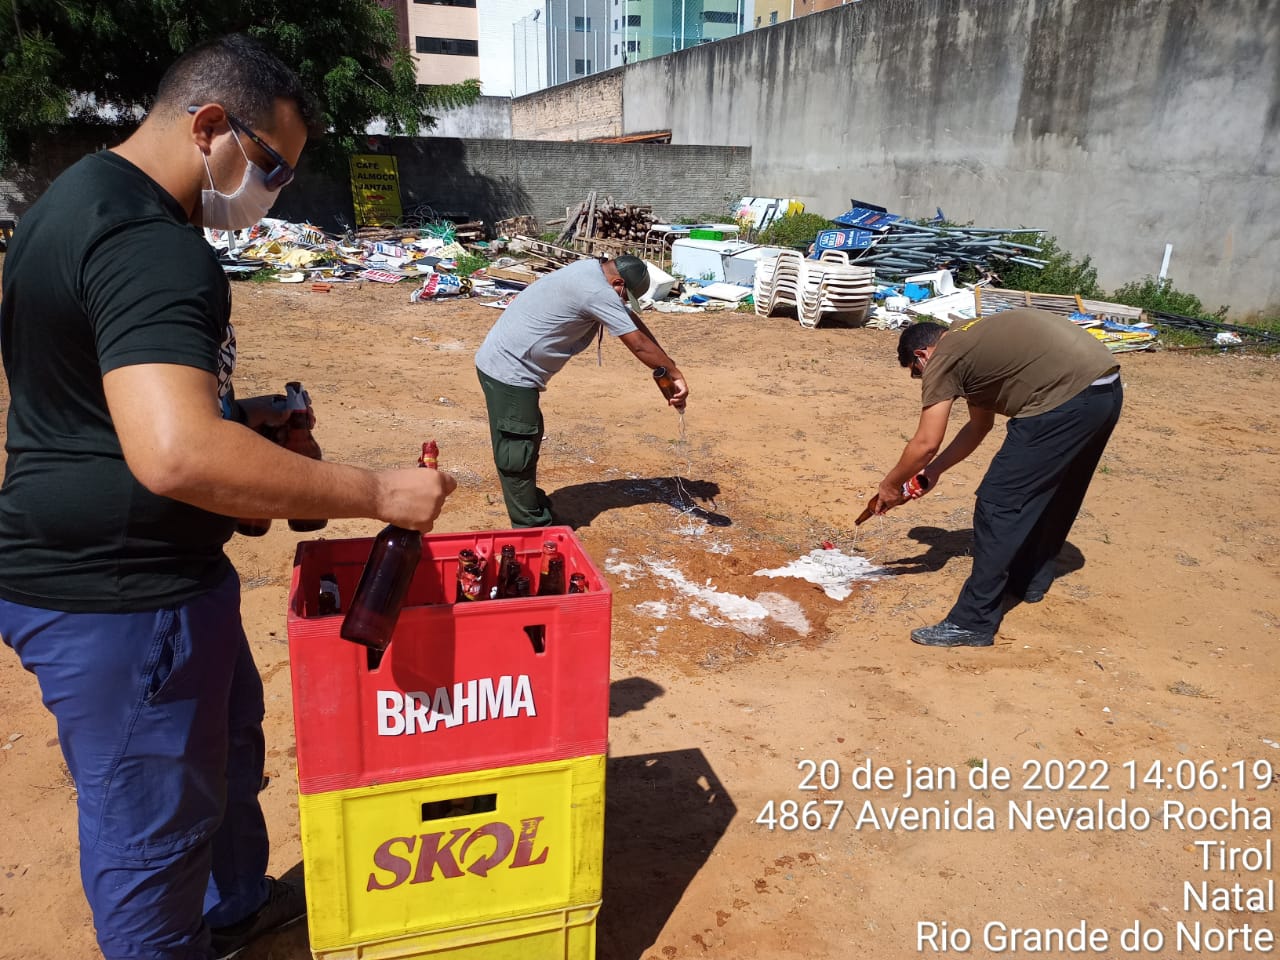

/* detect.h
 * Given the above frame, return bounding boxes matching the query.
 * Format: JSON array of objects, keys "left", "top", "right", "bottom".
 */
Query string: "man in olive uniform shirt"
[{"left": 874, "top": 310, "right": 1123, "bottom": 647}]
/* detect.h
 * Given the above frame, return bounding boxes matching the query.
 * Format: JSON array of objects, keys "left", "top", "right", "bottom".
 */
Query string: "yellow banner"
[{"left": 349, "top": 154, "right": 403, "bottom": 227}]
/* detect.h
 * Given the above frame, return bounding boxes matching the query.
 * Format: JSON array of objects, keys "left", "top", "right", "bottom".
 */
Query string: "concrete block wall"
[
  {"left": 619, "top": 0, "right": 1280, "bottom": 315},
  {"left": 272, "top": 137, "right": 752, "bottom": 232},
  {"left": 511, "top": 69, "right": 624, "bottom": 141}
]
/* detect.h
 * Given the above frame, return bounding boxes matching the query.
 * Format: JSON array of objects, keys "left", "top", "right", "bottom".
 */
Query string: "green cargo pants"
[{"left": 477, "top": 367, "right": 554, "bottom": 528}]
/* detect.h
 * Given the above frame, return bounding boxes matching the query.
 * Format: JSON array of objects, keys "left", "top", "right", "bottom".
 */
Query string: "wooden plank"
[{"left": 584, "top": 191, "right": 598, "bottom": 241}]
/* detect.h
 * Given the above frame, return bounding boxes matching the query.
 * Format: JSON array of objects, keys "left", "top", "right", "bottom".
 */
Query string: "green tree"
[{"left": 0, "top": 0, "right": 479, "bottom": 165}]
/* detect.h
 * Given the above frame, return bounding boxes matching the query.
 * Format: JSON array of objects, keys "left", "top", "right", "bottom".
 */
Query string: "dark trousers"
[
  {"left": 1, "top": 570, "right": 270, "bottom": 959},
  {"left": 477, "top": 367, "right": 554, "bottom": 528},
  {"left": 948, "top": 379, "right": 1123, "bottom": 634}
]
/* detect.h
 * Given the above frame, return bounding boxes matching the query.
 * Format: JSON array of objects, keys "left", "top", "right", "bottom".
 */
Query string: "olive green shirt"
[{"left": 920, "top": 309, "right": 1119, "bottom": 418}]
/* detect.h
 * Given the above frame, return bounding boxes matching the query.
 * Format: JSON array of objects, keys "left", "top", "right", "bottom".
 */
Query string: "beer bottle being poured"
[
  {"left": 339, "top": 441, "right": 438, "bottom": 651},
  {"left": 855, "top": 472, "right": 932, "bottom": 526},
  {"left": 653, "top": 366, "right": 678, "bottom": 402},
  {"left": 284, "top": 381, "right": 327, "bottom": 532}
]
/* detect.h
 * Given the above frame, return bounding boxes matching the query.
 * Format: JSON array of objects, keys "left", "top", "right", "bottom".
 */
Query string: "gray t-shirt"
[{"left": 475, "top": 259, "right": 638, "bottom": 389}]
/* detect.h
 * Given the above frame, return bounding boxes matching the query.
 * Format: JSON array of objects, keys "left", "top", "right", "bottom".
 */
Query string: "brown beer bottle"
[
  {"left": 568, "top": 572, "right": 588, "bottom": 594},
  {"left": 284, "top": 382, "right": 327, "bottom": 532},
  {"left": 855, "top": 472, "right": 933, "bottom": 526},
  {"left": 339, "top": 441, "right": 437, "bottom": 651},
  {"left": 495, "top": 544, "right": 520, "bottom": 599},
  {"left": 455, "top": 548, "right": 485, "bottom": 602},
  {"left": 513, "top": 576, "right": 532, "bottom": 598},
  {"left": 236, "top": 517, "right": 272, "bottom": 536},
  {"left": 537, "top": 541, "right": 566, "bottom": 596},
  {"left": 318, "top": 573, "right": 341, "bottom": 615},
  {"left": 653, "top": 366, "right": 678, "bottom": 401}
]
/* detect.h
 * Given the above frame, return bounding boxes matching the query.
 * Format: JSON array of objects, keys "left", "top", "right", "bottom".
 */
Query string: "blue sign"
[
  {"left": 832, "top": 206, "right": 903, "bottom": 231},
  {"left": 815, "top": 229, "right": 875, "bottom": 251}
]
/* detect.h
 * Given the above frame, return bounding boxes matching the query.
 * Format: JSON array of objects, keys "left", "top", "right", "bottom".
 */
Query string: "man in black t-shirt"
[{"left": 0, "top": 36, "right": 456, "bottom": 960}]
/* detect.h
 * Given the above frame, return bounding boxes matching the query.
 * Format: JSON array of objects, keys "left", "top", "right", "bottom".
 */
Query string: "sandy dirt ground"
[{"left": 1, "top": 276, "right": 1277, "bottom": 960}]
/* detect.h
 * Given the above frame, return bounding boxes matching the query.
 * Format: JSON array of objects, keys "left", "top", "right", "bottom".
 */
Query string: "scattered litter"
[
  {"left": 754, "top": 549, "right": 890, "bottom": 601},
  {"left": 822, "top": 200, "right": 1048, "bottom": 282},
  {"left": 692, "top": 282, "right": 754, "bottom": 303},
  {"left": 361, "top": 269, "right": 405, "bottom": 284},
  {"left": 1215, "top": 331, "right": 1244, "bottom": 345},
  {"left": 409, "top": 272, "right": 471, "bottom": 302}
]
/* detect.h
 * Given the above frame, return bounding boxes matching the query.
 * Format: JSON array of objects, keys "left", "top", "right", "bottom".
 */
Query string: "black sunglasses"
[{"left": 187, "top": 105, "right": 295, "bottom": 190}]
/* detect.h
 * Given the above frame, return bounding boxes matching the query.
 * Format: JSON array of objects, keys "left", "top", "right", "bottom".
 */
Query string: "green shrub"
[
  {"left": 995, "top": 233, "right": 1103, "bottom": 297},
  {"left": 1110, "top": 276, "right": 1216, "bottom": 320},
  {"left": 758, "top": 212, "right": 833, "bottom": 249},
  {"left": 453, "top": 253, "right": 489, "bottom": 278}
]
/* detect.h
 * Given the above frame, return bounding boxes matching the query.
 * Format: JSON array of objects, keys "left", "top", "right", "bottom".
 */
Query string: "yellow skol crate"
[{"left": 300, "top": 754, "right": 605, "bottom": 957}]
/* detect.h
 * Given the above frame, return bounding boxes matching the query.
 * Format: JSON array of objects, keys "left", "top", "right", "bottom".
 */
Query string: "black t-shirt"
[{"left": 0, "top": 151, "right": 237, "bottom": 612}]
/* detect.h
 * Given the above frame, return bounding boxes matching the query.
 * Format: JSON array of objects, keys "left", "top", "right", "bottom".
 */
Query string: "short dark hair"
[
  {"left": 153, "top": 34, "right": 319, "bottom": 133},
  {"left": 897, "top": 321, "right": 946, "bottom": 367}
]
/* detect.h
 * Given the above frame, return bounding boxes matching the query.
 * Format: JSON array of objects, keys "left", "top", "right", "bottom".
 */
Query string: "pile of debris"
[{"left": 814, "top": 200, "right": 1046, "bottom": 281}]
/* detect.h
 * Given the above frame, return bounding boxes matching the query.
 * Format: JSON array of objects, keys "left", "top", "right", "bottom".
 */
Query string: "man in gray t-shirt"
[{"left": 475, "top": 255, "right": 690, "bottom": 527}]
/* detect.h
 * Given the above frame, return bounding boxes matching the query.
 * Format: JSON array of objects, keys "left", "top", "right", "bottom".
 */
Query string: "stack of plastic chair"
[
  {"left": 798, "top": 263, "right": 876, "bottom": 328},
  {"left": 817, "top": 249, "right": 851, "bottom": 266},
  {"left": 753, "top": 250, "right": 805, "bottom": 317}
]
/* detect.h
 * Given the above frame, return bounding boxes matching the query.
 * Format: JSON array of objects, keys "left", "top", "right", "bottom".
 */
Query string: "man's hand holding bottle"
[{"left": 374, "top": 465, "right": 457, "bottom": 533}]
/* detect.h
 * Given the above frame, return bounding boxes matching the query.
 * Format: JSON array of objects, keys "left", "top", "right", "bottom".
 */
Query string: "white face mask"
[{"left": 199, "top": 131, "right": 280, "bottom": 230}]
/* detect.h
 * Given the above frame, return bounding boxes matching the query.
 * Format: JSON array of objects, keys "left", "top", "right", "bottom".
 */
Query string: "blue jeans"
[{"left": 1, "top": 570, "right": 270, "bottom": 959}]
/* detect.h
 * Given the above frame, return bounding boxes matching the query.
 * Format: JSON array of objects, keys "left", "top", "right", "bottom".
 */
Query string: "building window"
[
  {"left": 755, "top": 15, "right": 761, "bottom": 25},
  {"left": 769, "top": 11, "right": 778, "bottom": 22},
  {"left": 574, "top": 58, "right": 593, "bottom": 73},
  {"left": 702, "top": 10, "right": 735, "bottom": 22},
  {"left": 613, "top": 18, "right": 618, "bottom": 28},
  {"left": 574, "top": 16, "right": 591, "bottom": 31},
  {"left": 627, "top": 14, "right": 642, "bottom": 25},
  {"left": 415, "top": 36, "right": 479, "bottom": 56},
  {"left": 626, "top": 39, "right": 639, "bottom": 52},
  {"left": 413, "top": 0, "right": 476, "bottom": 5},
  {"left": 614, "top": 43, "right": 619, "bottom": 54}
]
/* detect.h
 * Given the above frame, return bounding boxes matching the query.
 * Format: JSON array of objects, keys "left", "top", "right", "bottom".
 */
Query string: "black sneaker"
[
  {"left": 211, "top": 877, "right": 306, "bottom": 960},
  {"left": 910, "top": 620, "right": 995, "bottom": 648}
]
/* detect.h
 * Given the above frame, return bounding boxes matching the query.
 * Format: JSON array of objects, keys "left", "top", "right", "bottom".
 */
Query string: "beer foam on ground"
[
  {"left": 754, "top": 548, "right": 890, "bottom": 600},
  {"left": 604, "top": 554, "right": 642, "bottom": 582},
  {"left": 642, "top": 559, "right": 809, "bottom": 636}
]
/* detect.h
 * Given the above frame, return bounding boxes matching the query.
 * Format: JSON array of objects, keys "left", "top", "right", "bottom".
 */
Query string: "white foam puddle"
[
  {"left": 635, "top": 600, "right": 671, "bottom": 619},
  {"left": 641, "top": 558, "right": 808, "bottom": 636},
  {"left": 754, "top": 548, "right": 890, "bottom": 601},
  {"left": 604, "top": 553, "right": 642, "bottom": 582}
]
